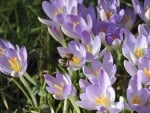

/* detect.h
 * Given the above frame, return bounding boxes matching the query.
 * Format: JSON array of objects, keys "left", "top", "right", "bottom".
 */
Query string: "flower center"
[
  {"left": 131, "top": 95, "right": 142, "bottom": 105},
  {"left": 112, "top": 34, "right": 117, "bottom": 40},
  {"left": 94, "top": 95, "right": 108, "bottom": 106},
  {"left": 123, "top": 15, "right": 129, "bottom": 22},
  {"left": 72, "top": 21, "right": 79, "bottom": 27},
  {"left": 72, "top": 56, "right": 80, "bottom": 64},
  {"left": 8, "top": 57, "right": 21, "bottom": 72},
  {"left": 86, "top": 44, "right": 92, "bottom": 53},
  {"left": 54, "top": 84, "right": 63, "bottom": 92},
  {"left": 105, "top": 10, "right": 112, "bottom": 19},
  {"left": 53, "top": 8, "right": 63, "bottom": 16},
  {"left": 134, "top": 47, "right": 143, "bottom": 58},
  {"left": 144, "top": 68, "right": 150, "bottom": 79}
]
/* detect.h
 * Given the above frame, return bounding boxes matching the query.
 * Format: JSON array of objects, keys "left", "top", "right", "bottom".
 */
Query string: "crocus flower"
[
  {"left": 38, "top": 0, "right": 78, "bottom": 46},
  {"left": 40, "top": 0, "right": 78, "bottom": 23},
  {"left": 0, "top": 46, "right": 27, "bottom": 77},
  {"left": 137, "top": 57, "right": 150, "bottom": 84},
  {"left": 120, "top": 7, "right": 137, "bottom": 30},
  {"left": 93, "top": 22, "right": 124, "bottom": 47},
  {"left": 61, "top": 15, "right": 92, "bottom": 39},
  {"left": 138, "top": 24, "right": 150, "bottom": 45},
  {"left": 132, "top": 0, "right": 150, "bottom": 24},
  {"left": 127, "top": 75, "right": 150, "bottom": 113},
  {"left": 81, "top": 31, "right": 101, "bottom": 60},
  {"left": 124, "top": 57, "right": 150, "bottom": 80},
  {"left": 0, "top": 38, "right": 14, "bottom": 51},
  {"left": 44, "top": 73, "right": 76, "bottom": 100},
  {"left": 82, "top": 50, "right": 116, "bottom": 84},
  {"left": 122, "top": 31, "right": 148, "bottom": 64},
  {"left": 57, "top": 41, "right": 86, "bottom": 70},
  {"left": 105, "top": 23, "right": 124, "bottom": 47},
  {"left": 97, "top": 0, "right": 124, "bottom": 23},
  {"left": 77, "top": 69, "right": 124, "bottom": 113}
]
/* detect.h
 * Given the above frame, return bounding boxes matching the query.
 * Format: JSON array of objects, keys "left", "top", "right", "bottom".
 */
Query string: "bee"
[{"left": 59, "top": 53, "right": 73, "bottom": 67}]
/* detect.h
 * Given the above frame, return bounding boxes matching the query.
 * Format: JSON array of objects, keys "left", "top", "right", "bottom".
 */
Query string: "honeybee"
[{"left": 59, "top": 53, "right": 73, "bottom": 67}]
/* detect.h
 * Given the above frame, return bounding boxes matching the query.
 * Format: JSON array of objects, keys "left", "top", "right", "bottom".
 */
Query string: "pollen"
[
  {"left": 8, "top": 57, "right": 21, "bottom": 72},
  {"left": 144, "top": 68, "right": 150, "bottom": 79},
  {"left": 134, "top": 47, "right": 143, "bottom": 58},
  {"left": 54, "top": 84, "right": 63, "bottom": 92},
  {"left": 72, "top": 56, "right": 80, "bottom": 64},
  {"left": 92, "top": 70, "right": 98, "bottom": 75},
  {"left": 72, "top": 21, "right": 79, "bottom": 27},
  {"left": 105, "top": 10, "right": 112, "bottom": 19},
  {"left": 53, "top": 7, "right": 63, "bottom": 16},
  {"left": 94, "top": 95, "right": 108, "bottom": 106},
  {"left": 86, "top": 44, "right": 92, "bottom": 53},
  {"left": 131, "top": 95, "right": 142, "bottom": 105}
]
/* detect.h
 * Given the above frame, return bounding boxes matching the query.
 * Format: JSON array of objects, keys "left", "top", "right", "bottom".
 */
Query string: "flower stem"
[
  {"left": 69, "top": 97, "right": 80, "bottom": 113},
  {"left": 63, "top": 99, "right": 68, "bottom": 113},
  {"left": 24, "top": 72, "right": 37, "bottom": 86},
  {"left": 19, "top": 76, "right": 38, "bottom": 108},
  {"left": 11, "top": 78, "right": 30, "bottom": 102}
]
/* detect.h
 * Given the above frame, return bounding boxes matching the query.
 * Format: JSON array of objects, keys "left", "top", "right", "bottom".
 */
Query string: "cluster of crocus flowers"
[
  {"left": 0, "top": 38, "right": 27, "bottom": 77},
  {"left": 39, "top": 0, "right": 150, "bottom": 112},
  {"left": 122, "top": 16, "right": 150, "bottom": 113}
]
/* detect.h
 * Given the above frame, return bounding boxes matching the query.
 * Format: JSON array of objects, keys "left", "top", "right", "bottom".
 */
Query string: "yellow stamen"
[
  {"left": 8, "top": 57, "right": 21, "bottom": 72},
  {"left": 53, "top": 8, "right": 63, "bottom": 16},
  {"left": 72, "top": 21, "right": 79, "bottom": 27},
  {"left": 94, "top": 95, "right": 108, "bottom": 106},
  {"left": 92, "top": 70, "right": 98, "bottom": 75},
  {"left": 144, "top": 68, "right": 150, "bottom": 79},
  {"left": 86, "top": 44, "right": 92, "bottom": 53},
  {"left": 72, "top": 56, "right": 80, "bottom": 64},
  {"left": 106, "top": 10, "right": 112, "bottom": 19},
  {"left": 131, "top": 95, "right": 142, "bottom": 105},
  {"left": 134, "top": 48, "right": 143, "bottom": 58},
  {"left": 123, "top": 15, "right": 129, "bottom": 22},
  {"left": 54, "top": 84, "right": 63, "bottom": 92}
]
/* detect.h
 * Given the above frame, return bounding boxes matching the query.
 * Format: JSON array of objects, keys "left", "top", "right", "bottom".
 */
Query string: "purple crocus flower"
[
  {"left": 93, "top": 22, "right": 124, "bottom": 47},
  {"left": 44, "top": 73, "right": 76, "bottom": 100},
  {"left": 82, "top": 50, "right": 116, "bottom": 84},
  {"left": 105, "top": 23, "right": 124, "bottom": 47},
  {"left": 138, "top": 24, "right": 150, "bottom": 36},
  {"left": 132, "top": 0, "right": 150, "bottom": 24},
  {"left": 0, "top": 38, "right": 14, "bottom": 52},
  {"left": 124, "top": 56, "right": 150, "bottom": 80},
  {"left": 120, "top": 7, "right": 137, "bottom": 30},
  {"left": 136, "top": 57, "right": 150, "bottom": 84},
  {"left": 38, "top": 0, "right": 78, "bottom": 46},
  {"left": 61, "top": 15, "right": 92, "bottom": 39},
  {"left": 0, "top": 46, "right": 27, "bottom": 77},
  {"left": 81, "top": 31, "right": 101, "bottom": 60},
  {"left": 122, "top": 31, "right": 148, "bottom": 64},
  {"left": 127, "top": 75, "right": 150, "bottom": 113},
  {"left": 138, "top": 24, "right": 150, "bottom": 45},
  {"left": 97, "top": 0, "right": 124, "bottom": 23},
  {"left": 57, "top": 41, "right": 86, "bottom": 70},
  {"left": 40, "top": 0, "right": 77, "bottom": 22},
  {"left": 77, "top": 69, "right": 124, "bottom": 113}
]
